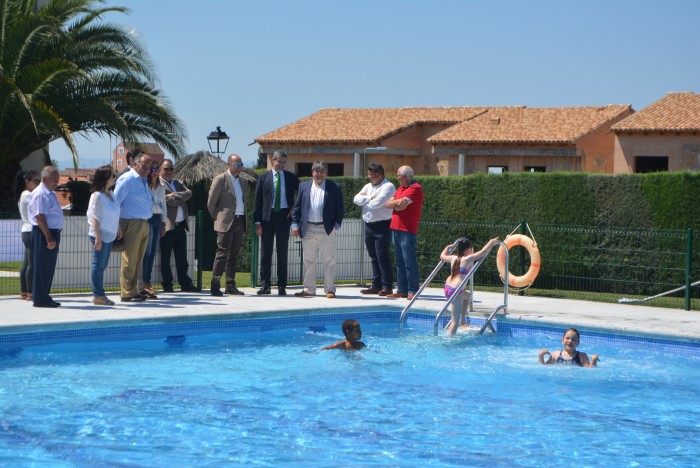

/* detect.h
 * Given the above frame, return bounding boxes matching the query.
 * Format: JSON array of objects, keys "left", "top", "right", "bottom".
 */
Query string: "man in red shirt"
[{"left": 386, "top": 166, "right": 424, "bottom": 300}]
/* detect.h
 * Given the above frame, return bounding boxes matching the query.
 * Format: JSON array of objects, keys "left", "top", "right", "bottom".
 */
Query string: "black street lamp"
[{"left": 207, "top": 126, "right": 230, "bottom": 158}]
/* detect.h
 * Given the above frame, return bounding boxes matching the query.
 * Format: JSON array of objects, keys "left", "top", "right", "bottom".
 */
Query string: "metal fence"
[{"left": 1, "top": 212, "right": 698, "bottom": 310}]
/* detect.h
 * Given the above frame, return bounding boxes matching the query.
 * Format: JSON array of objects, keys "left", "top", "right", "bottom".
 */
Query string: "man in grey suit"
[
  {"left": 291, "top": 161, "right": 344, "bottom": 298},
  {"left": 159, "top": 159, "right": 199, "bottom": 292},
  {"left": 207, "top": 154, "right": 248, "bottom": 296},
  {"left": 253, "top": 150, "right": 299, "bottom": 296}
]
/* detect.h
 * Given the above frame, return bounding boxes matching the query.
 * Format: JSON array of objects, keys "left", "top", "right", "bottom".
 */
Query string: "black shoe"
[
  {"left": 278, "top": 287, "right": 287, "bottom": 296},
  {"left": 211, "top": 289, "right": 223, "bottom": 297},
  {"left": 162, "top": 285, "right": 174, "bottom": 293},
  {"left": 33, "top": 302, "right": 60, "bottom": 308},
  {"left": 180, "top": 284, "right": 201, "bottom": 292},
  {"left": 257, "top": 287, "right": 271, "bottom": 295},
  {"left": 50, "top": 301, "right": 61, "bottom": 307},
  {"left": 225, "top": 286, "right": 244, "bottom": 295},
  {"left": 121, "top": 295, "right": 146, "bottom": 302}
]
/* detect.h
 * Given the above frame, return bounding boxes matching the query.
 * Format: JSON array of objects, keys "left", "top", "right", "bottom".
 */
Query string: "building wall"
[
  {"left": 613, "top": 133, "right": 700, "bottom": 173},
  {"left": 577, "top": 109, "right": 633, "bottom": 173},
  {"left": 439, "top": 146, "right": 581, "bottom": 174},
  {"left": 112, "top": 142, "right": 165, "bottom": 172}
]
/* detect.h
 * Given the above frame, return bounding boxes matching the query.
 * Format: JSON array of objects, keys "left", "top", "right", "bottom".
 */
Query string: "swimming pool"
[{"left": 1, "top": 311, "right": 699, "bottom": 466}]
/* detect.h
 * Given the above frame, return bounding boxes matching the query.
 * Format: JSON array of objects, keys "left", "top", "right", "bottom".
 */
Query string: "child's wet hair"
[
  {"left": 564, "top": 328, "right": 580, "bottom": 341},
  {"left": 342, "top": 319, "right": 360, "bottom": 335}
]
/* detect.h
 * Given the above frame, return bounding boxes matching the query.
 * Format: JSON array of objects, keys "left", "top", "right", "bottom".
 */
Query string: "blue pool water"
[{"left": 1, "top": 313, "right": 699, "bottom": 466}]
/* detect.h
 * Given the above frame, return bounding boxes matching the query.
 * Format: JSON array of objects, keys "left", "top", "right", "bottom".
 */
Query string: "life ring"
[{"left": 496, "top": 234, "right": 541, "bottom": 288}]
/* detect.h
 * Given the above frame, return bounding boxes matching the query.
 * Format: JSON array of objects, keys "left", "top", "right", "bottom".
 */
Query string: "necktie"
[{"left": 274, "top": 172, "right": 281, "bottom": 212}]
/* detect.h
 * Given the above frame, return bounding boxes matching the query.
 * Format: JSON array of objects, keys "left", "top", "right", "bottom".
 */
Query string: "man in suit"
[
  {"left": 159, "top": 158, "right": 199, "bottom": 293},
  {"left": 253, "top": 150, "right": 299, "bottom": 296},
  {"left": 27, "top": 166, "right": 64, "bottom": 308},
  {"left": 291, "top": 161, "right": 344, "bottom": 298},
  {"left": 207, "top": 154, "right": 248, "bottom": 296}
]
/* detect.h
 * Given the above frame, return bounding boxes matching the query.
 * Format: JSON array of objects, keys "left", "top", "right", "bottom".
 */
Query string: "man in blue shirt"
[
  {"left": 27, "top": 166, "right": 64, "bottom": 308},
  {"left": 114, "top": 152, "right": 154, "bottom": 302}
]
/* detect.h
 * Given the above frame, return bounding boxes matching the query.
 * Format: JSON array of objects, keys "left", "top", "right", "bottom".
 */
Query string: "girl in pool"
[
  {"left": 539, "top": 328, "right": 599, "bottom": 367},
  {"left": 440, "top": 237, "right": 499, "bottom": 336}
]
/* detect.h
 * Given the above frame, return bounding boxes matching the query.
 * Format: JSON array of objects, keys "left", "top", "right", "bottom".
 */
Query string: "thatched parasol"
[{"left": 173, "top": 150, "right": 258, "bottom": 185}]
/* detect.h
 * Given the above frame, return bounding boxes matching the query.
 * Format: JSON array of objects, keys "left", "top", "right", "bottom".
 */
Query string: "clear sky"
[{"left": 49, "top": 0, "right": 700, "bottom": 168}]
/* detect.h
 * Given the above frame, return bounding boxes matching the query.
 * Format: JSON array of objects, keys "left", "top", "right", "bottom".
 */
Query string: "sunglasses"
[
  {"left": 32, "top": 179, "right": 41, "bottom": 184},
  {"left": 162, "top": 167, "right": 174, "bottom": 172},
  {"left": 150, "top": 166, "right": 160, "bottom": 172},
  {"left": 231, "top": 162, "right": 244, "bottom": 168}
]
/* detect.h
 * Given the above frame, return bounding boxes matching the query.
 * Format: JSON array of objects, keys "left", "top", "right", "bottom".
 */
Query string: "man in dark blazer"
[
  {"left": 253, "top": 150, "right": 299, "bottom": 296},
  {"left": 159, "top": 158, "right": 199, "bottom": 293},
  {"left": 291, "top": 161, "right": 344, "bottom": 298},
  {"left": 207, "top": 154, "right": 249, "bottom": 296}
]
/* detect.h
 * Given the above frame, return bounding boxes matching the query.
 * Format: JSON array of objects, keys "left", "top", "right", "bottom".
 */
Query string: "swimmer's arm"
[
  {"left": 321, "top": 340, "right": 344, "bottom": 350},
  {"left": 440, "top": 245, "right": 456, "bottom": 262},
  {"left": 465, "top": 238, "right": 500, "bottom": 263},
  {"left": 539, "top": 348, "right": 554, "bottom": 365},
  {"left": 582, "top": 352, "right": 599, "bottom": 368}
]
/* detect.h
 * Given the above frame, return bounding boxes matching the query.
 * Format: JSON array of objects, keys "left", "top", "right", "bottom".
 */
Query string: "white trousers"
[{"left": 301, "top": 223, "right": 337, "bottom": 294}]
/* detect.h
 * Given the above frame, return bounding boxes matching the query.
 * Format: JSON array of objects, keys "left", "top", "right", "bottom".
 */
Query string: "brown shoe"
[
  {"left": 407, "top": 293, "right": 415, "bottom": 300},
  {"left": 294, "top": 291, "right": 314, "bottom": 297},
  {"left": 143, "top": 282, "right": 156, "bottom": 294},
  {"left": 326, "top": 292, "right": 336, "bottom": 298},
  {"left": 93, "top": 296, "right": 115, "bottom": 306},
  {"left": 360, "top": 287, "right": 380, "bottom": 295},
  {"left": 386, "top": 292, "right": 408, "bottom": 298},
  {"left": 378, "top": 289, "right": 392, "bottom": 296}
]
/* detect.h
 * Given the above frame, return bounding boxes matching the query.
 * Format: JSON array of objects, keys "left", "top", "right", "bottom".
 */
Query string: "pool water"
[{"left": 1, "top": 319, "right": 699, "bottom": 466}]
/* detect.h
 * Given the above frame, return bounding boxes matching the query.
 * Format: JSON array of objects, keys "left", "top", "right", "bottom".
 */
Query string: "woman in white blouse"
[
  {"left": 16, "top": 170, "right": 40, "bottom": 301},
  {"left": 87, "top": 165, "right": 121, "bottom": 305}
]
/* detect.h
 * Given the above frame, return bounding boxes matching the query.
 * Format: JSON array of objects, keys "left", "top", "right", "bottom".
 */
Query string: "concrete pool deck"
[{"left": 1, "top": 286, "right": 699, "bottom": 341}]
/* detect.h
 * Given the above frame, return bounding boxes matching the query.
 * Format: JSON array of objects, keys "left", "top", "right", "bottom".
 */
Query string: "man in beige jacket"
[{"left": 207, "top": 154, "right": 248, "bottom": 296}]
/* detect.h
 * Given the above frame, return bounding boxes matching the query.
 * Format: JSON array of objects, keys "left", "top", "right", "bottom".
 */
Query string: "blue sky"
[{"left": 49, "top": 0, "right": 700, "bottom": 168}]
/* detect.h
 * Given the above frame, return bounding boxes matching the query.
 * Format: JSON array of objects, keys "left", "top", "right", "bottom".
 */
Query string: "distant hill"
[{"left": 55, "top": 157, "right": 113, "bottom": 169}]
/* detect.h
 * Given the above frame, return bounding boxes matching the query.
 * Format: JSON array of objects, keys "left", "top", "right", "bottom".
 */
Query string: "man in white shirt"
[
  {"left": 207, "top": 154, "right": 248, "bottom": 296},
  {"left": 353, "top": 164, "right": 396, "bottom": 296},
  {"left": 291, "top": 161, "right": 344, "bottom": 298}
]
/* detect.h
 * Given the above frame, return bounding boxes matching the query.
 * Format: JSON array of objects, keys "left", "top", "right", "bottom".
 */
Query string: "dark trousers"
[
  {"left": 260, "top": 209, "right": 292, "bottom": 288},
  {"left": 365, "top": 220, "right": 393, "bottom": 290},
  {"left": 31, "top": 227, "right": 60, "bottom": 304},
  {"left": 160, "top": 222, "right": 193, "bottom": 288},
  {"left": 212, "top": 217, "right": 245, "bottom": 287},
  {"left": 20, "top": 231, "right": 33, "bottom": 294}
]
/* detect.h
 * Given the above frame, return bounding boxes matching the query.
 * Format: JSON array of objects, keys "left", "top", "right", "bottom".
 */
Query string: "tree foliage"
[{"left": 0, "top": 0, "right": 188, "bottom": 170}]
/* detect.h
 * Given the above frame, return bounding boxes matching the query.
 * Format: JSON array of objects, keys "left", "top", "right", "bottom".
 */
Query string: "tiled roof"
[
  {"left": 428, "top": 105, "right": 632, "bottom": 144},
  {"left": 124, "top": 142, "right": 165, "bottom": 155},
  {"left": 611, "top": 92, "right": 700, "bottom": 132},
  {"left": 255, "top": 107, "right": 488, "bottom": 144}
]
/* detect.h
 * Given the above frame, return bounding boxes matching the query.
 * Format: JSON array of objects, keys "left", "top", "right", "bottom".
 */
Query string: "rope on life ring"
[{"left": 496, "top": 234, "right": 541, "bottom": 288}]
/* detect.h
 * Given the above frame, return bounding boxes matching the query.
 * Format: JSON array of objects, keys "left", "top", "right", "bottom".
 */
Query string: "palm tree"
[{"left": 0, "top": 0, "right": 188, "bottom": 175}]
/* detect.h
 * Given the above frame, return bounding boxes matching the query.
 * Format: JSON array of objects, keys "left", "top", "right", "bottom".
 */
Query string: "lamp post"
[
  {"left": 362, "top": 146, "right": 387, "bottom": 173},
  {"left": 207, "top": 126, "right": 230, "bottom": 158}
]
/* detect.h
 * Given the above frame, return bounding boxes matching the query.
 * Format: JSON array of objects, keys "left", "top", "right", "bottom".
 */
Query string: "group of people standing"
[
  {"left": 15, "top": 150, "right": 427, "bottom": 306},
  {"left": 15, "top": 150, "right": 198, "bottom": 307}
]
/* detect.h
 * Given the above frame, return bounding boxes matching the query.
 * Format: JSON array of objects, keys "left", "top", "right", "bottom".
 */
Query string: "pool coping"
[{"left": 1, "top": 286, "right": 699, "bottom": 342}]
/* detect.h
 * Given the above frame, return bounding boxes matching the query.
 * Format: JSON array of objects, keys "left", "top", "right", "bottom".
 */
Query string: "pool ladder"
[{"left": 398, "top": 239, "right": 510, "bottom": 336}]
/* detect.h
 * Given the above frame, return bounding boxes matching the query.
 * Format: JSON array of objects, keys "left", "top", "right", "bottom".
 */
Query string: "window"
[
  {"left": 524, "top": 166, "right": 546, "bottom": 173},
  {"left": 487, "top": 166, "right": 508, "bottom": 174},
  {"left": 118, "top": 147, "right": 124, "bottom": 154},
  {"left": 117, "top": 159, "right": 123, "bottom": 166},
  {"left": 635, "top": 156, "right": 668, "bottom": 173},
  {"left": 297, "top": 163, "right": 312, "bottom": 178}
]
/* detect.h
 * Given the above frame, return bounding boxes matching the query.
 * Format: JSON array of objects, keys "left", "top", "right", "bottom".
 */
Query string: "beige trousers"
[
  {"left": 119, "top": 219, "right": 149, "bottom": 298},
  {"left": 301, "top": 223, "right": 337, "bottom": 295}
]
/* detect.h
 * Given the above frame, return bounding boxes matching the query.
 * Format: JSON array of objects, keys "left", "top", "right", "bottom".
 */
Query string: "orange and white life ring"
[{"left": 496, "top": 234, "right": 541, "bottom": 288}]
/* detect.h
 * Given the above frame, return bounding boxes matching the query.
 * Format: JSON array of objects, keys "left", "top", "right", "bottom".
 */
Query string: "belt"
[
  {"left": 308, "top": 221, "right": 324, "bottom": 225},
  {"left": 175, "top": 221, "right": 187, "bottom": 226},
  {"left": 367, "top": 219, "right": 391, "bottom": 225},
  {"left": 234, "top": 214, "right": 245, "bottom": 219}
]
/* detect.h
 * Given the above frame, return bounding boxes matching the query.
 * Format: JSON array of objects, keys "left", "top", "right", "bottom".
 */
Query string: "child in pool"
[
  {"left": 321, "top": 319, "right": 366, "bottom": 351},
  {"left": 539, "top": 328, "right": 599, "bottom": 367},
  {"left": 440, "top": 237, "right": 499, "bottom": 336}
]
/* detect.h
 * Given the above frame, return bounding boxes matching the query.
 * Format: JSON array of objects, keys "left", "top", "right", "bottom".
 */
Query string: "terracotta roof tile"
[
  {"left": 611, "top": 92, "right": 700, "bottom": 132},
  {"left": 428, "top": 105, "right": 632, "bottom": 144},
  {"left": 255, "top": 107, "right": 488, "bottom": 144}
]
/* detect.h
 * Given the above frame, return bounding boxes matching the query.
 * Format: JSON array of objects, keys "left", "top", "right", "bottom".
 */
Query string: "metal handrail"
[
  {"left": 398, "top": 237, "right": 465, "bottom": 334},
  {"left": 432, "top": 240, "right": 509, "bottom": 336}
]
